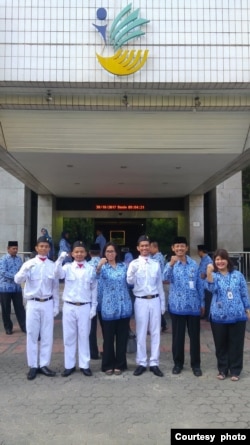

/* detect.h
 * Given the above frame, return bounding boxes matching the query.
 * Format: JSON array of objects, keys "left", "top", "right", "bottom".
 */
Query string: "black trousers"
[
  {"left": 204, "top": 289, "right": 212, "bottom": 319},
  {"left": 170, "top": 313, "right": 201, "bottom": 369},
  {"left": 0, "top": 291, "right": 26, "bottom": 332},
  {"left": 101, "top": 317, "right": 129, "bottom": 372},
  {"left": 210, "top": 321, "right": 246, "bottom": 376},
  {"left": 89, "top": 315, "right": 99, "bottom": 359}
]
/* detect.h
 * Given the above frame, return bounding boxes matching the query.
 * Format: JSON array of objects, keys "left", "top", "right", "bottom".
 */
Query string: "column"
[
  {"left": 216, "top": 172, "right": 243, "bottom": 251},
  {"left": 187, "top": 194, "right": 205, "bottom": 257},
  {"left": 0, "top": 168, "right": 28, "bottom": 253},
  {"left": 37, "top": 195, "right": 54, "bottom": 238}
]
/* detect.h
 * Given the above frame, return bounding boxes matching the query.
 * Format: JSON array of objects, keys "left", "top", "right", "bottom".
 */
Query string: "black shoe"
[
  {"left": 150, "top": 366, "right": 164, "bottom": 377},
  {"left": 61, "top": 367, "right": 76, "bottom": 377},
  {"left": 161, "top": 326, "right": 168, "bottom": 333},
  {"left": 192, "top": 368, "right": 202, "bottom": 377},
  {"left": 80, "top": 368, "right": 92, "bottom": 377},
  {"left": 6, "top": 329, "right": 13, "bottom": 335},
  {"left": 21, "top": 328, "right": 26, "bottom": 333},
  {"left": 172, "top": 365, "right": 182, "bottom": 375},
  {"left": 27, "top": 367, "right": 37, "bottom": 380},
  {"left": 38, "top": 366, "right": 56, "bottom": 377},
  {"left": 133, "top": 365, "right": 147, "bottom": 376}
]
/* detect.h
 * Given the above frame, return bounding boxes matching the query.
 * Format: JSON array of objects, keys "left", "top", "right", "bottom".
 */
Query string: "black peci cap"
[
  {"left": 172, "top": 236, "right": 188, "bottom": 245},
  {"left": 8, "top": 241, "right": 18, "bottom": 247}
]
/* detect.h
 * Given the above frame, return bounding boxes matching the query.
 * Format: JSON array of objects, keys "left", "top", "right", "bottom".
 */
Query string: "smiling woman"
[
  {"left": 96, "top": 242, "right": 132, "bottom": 376},
  {"left": 206, "top": 248, "right": 250, "bottom": 381}
]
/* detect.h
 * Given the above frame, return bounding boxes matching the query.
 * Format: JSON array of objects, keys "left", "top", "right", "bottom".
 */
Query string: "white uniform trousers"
[
  {"left": 63, "top": 302, "right": 91, "bottom": 369},
  {"left": 26, "top": 299, "right": 54, "bottom": 368},
  {"left": 134, "top": 297, "right": 161, "bottom": 367}
]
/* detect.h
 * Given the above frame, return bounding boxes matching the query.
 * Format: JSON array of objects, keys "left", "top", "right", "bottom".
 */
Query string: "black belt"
[
  {"left": 136, "top": 294, "right": 159, "bottom": 299},
  {"left": 30, "top": 296, "right": 53, "bottom": 302},
  {"left": 65, "top": 301, "right": 90, "bottom": 306}
]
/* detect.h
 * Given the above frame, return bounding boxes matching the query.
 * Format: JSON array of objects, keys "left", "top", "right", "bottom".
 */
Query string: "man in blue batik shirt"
[
  {"left": 163, "top": 236, "right": 205, "bottom": 377},
  {"left": 0, "top": 241, "right": 26, "bottom": 334},
  {"left": 197, "top": 244, "right": 213, "bottom": 321},
  {"left": 150, "top": 241, "right": 168, "bottom": 332},
  {"left": 95, "top": 228, "right": 107, "bottom": 256}
]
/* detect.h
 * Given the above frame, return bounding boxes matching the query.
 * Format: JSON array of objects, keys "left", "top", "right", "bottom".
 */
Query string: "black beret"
[
  {"left": 137, "top": 235, "right": 150, "bottom": 245},
  {"left": 36, "top": 236, "right": 50, "bottom": 245},
  {"left": 72, "top": 240, "right": 86, "bottom": 250}
]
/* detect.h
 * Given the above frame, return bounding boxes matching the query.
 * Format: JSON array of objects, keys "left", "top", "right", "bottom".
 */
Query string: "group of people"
[{"left": 0, "top": 232, "right": 250, "bottom": 383}]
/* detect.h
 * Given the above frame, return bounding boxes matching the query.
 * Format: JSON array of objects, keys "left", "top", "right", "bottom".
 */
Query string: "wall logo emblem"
[{"left": 93, "top": 3, "right": 150, "bottom": 76}]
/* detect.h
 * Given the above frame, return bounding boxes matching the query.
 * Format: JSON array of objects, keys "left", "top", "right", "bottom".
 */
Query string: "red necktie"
[
  {"left": 77, "top": 264, "right": 83, "bottom": 268},
  {"left": 39, "top": 257, "right": 46, "bottom": 262}
]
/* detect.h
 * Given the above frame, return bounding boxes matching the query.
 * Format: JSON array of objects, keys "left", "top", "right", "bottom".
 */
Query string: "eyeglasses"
[{"left": 106, "top": 250, "right": 115, "bottom": 253}]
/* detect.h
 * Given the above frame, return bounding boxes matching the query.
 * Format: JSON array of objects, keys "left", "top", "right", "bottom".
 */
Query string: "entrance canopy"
[{"left": 0, "top": 90, "right": 250, "bottom": 198}]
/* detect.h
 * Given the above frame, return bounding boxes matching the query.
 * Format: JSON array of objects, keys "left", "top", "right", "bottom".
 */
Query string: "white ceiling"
[{"left": 1, "top": 109, "right": 250, "bottom": 198}]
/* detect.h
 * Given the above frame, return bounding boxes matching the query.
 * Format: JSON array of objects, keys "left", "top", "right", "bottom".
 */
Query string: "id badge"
[
  {"left": 227, "top": 291, "right": 233, "bottom": 300},
  {"left": 189, "top": 281, "right": 194, "bottom": 289}
]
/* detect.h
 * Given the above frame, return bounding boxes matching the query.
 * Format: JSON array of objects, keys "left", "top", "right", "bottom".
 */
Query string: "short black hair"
[{"left": 197, "top": 244, "right": 207, "bottom": 252}]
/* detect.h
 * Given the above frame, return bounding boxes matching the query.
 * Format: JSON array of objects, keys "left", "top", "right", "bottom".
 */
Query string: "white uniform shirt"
[
  {"left": 58, "top": 261, "right": 97, "bottom": 307},
  {"left": 127, "top": 255, "right": 165, "bottom": 312},
  {"left": 14, "top": 256, "right": 59, "bottom": 309}
]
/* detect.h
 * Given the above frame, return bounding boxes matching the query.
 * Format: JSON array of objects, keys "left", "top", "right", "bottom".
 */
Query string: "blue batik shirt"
[
  {"left": 205, "top": 270, "right": 250, "bottom": 324},
  {"left": 163, "top": 255, "right": 204, "bottom": 315},
  {"left": 150, "top": 252, "right": 165, "bottom": 276},
  {"left": 0, "top": 253, "right": 23, "bottom": 293},
  {"left": 198, "top": 254, "right": 213, "bottom": 278},
  {"left": 98, "top": 262, "right": 132, "bottom": 321}
]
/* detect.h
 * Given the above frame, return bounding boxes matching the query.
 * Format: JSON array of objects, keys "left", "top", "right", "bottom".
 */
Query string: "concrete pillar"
[
  {"left": 37, "top": 195, "right": 54, "bottom": 239},
  {"left": 0, "top": 168, "right": 27, "bottom": 252},
  {"left": 216, "top": 172, "right": 243, "bottom": 251},
  {"left": 187, "top": 194, "right": 205, "bottom": 257}
]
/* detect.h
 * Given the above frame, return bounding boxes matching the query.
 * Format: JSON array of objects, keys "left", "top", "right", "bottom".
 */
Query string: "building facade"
[{"left": 0, "top": 1, "right": 249, "bottom": 254}]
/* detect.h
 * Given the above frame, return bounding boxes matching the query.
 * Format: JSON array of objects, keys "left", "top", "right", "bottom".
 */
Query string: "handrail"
[
  {"left": 1, "top": 251, "right": 250, "bottom": 282},
  {"left": 0, "top": 252, "right": 32, "bottom": 261}
]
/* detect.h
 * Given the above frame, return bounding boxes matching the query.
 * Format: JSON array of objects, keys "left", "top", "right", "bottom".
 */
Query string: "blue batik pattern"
[
  {"left": 0, "top": 253, "right": 23, "bottom": 293},
  {"left": 98, "top": 262, "right": 132, "bottom": 321},
  {"left": 163, "top": 255, "right": 204, "bottom": 315},
  {"left": 150, "top": 252, "right": 165, "bottom": 274},
  {"left": 198, "top": 254, "right": 213, "bottom": 277},
  {"left": 88, "top": 256, "right": 102, "bottom": 311},
  {"left": 205, "top": 270, "right": 250, "bottom": 323}
]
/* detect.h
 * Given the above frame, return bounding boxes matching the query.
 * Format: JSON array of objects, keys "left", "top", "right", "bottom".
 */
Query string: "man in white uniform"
[
  {"left": 56, "top": 241, "right": 97, "bottom": 377},
  {"left": 127, "top": 235, "right": 165, "bottom": 377},
  {"left": 14, "top": 236, "right": 59, "bottom": 380}
]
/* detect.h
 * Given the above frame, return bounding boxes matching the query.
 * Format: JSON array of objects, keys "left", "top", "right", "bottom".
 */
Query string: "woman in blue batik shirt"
[
  {"left": 58, "top": 230, "right": 72, "bottom": 264},
  {"left": 206, "top": 249, "right": 250, "bottom": 381},
  {"left": 96, "top": 242, "right": 132, "bottom": 376}
]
